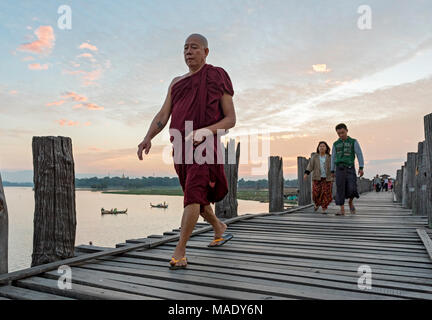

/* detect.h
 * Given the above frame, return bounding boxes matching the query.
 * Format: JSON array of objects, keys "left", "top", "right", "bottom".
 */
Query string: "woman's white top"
[{"left": 319, "top": 155, "right": 327, "bottom": 178}]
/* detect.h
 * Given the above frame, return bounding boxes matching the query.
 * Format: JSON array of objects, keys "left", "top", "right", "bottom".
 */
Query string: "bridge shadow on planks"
[{"left": 1, "top": 191, "right": 432, "bottom": 300}]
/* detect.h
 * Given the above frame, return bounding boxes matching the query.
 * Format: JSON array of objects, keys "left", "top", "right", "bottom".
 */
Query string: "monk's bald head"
[
  {"left": 184, "top": 34, "right": 209, "bottom": 71},
  {"left": 185, "top": 34, "right": 208, "bottom": 49}
]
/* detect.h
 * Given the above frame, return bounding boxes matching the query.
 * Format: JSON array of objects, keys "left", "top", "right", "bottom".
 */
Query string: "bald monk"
[{"left": 137, "top": 34, "right": 236, "bottom": 269}]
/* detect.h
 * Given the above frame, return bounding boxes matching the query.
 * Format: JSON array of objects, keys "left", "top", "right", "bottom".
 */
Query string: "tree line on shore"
[{"left": 3, "top": 176, "right": 298, "bottom": 190}]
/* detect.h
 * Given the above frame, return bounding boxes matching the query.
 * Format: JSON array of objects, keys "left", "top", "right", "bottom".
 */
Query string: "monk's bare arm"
[
  {"left": 204, "top": 93, "right": 236, "bottom": 134},
  {"left": 137, "top": 78, "right": 178, "bottom": 159},
  {"left": 144, "top": 80, "right": 177, "bottom": 140}
]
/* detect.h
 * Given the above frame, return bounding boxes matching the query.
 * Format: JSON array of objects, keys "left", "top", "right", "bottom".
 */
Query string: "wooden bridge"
[
  {"left": 0, "top": 112, "right": 431, "bottom": 300},
  {"left": 1, "top": 191, "right": 432, "bottom": 300}
]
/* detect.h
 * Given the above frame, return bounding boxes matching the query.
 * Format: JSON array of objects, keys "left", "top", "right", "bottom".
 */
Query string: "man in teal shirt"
[{"left": 331, "top": 123, "right": 364, "bottom": 215}]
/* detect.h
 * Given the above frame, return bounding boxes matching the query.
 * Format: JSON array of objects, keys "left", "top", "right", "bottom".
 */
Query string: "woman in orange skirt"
[{"left": 303, "top": 141, "right": 334, "bottom": 213}]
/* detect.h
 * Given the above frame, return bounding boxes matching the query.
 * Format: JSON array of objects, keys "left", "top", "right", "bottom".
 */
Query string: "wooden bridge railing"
[{"left": 394, "top": 112, "right": 432, "bottom": 228}]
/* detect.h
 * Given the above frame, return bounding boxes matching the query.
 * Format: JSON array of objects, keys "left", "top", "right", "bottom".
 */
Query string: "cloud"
[
  {"left": 312, "top": 64, "right": 331, "bottom": 73},
  {"left": 79, "top": 42, "right": 98, "bottom": 51},
  {"left": 28, "top": 63, "right": 48, "bottom": 70},
  {"left": 46, "top": 100, "right": 66, "bottom": 106},
  {"left": 17, "top": 25, "right": 55, "bottom": 55},
  {"left": 77, "top": 53, "right": 94, "bottom": 59},
  {"left": 49, "top": 91, "right": 104, "bottom": 111},
  {"left": 85, "top": 103, "right": 104, "bottom": 110},
  {"left": 56, "top": 119, "right": 80, "bottom": 126},
  {"left": 61, "top": 91, "right": 88, "bottom": 102}
]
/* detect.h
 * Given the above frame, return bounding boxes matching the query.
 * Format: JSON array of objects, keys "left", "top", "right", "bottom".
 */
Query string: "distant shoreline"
[{"left": 5, "top": 186, "right": 298, "bottom": 204}]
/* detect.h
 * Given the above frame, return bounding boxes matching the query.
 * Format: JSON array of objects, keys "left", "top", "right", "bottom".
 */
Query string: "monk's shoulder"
[
  {"left": 207, "top": 64, "right": 230, "bottom": 76},
  {"left": 170, "top": 74, "right": 186, "bottom": 87}
]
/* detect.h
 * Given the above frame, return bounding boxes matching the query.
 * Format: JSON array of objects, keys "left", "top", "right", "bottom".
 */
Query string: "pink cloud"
[
  {"left": 79, "top": 42, "right": 98, "bottom": 51},
  {"left": 22, "top": 56, "right": 35, "bottom": 61},
  {"left": 77, "top": 53, "right": 93, "bottom": 59},
  {"left": 46, "top": 100, "right": 65, "bottom": 106},
  {"left": 61, "top": 91, "right": 88, "bottom": 102},
  {"left": 56, "top": 119, "right": 80, "bottom": 127},
  {"left": 84, "top": 69, "right": 101, "bottom": 82},
  {"left": 28, "top": 63, "right": 49, "bottom": 70},
  {"left": 9, "top": 90, "right": 18, "bottom": 95},
  {"left": 85, "top": 103, "right": 104, "bottom": 110},
  {"left": 18, "top": 25, "right": 55, "bottom": 55}
]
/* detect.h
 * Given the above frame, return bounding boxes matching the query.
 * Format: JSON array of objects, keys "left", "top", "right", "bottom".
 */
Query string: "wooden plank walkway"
[{"left": 1, "top": 191, "right": 432, "bottom": 300}]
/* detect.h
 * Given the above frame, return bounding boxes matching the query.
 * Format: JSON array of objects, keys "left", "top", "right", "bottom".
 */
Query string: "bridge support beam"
[
  {"left": 268, "top": 156, "right": 284, "bottom": 212},
  {"left": 406, "top": 152, "right": 417, "bottom": 210},
  {"left": 0, "top": 172, "right": 8, "bottom": 275},
  {"left": 31, "top": 136, "right": 77, "bottom": 267},
  {"left": 215, "top": 139, "right": 240, "bottom": 219},
  {"left": 424, "top": 113, "right": 432, "bottom": 227},
  {"left": 297, "top": 156, "right": 312, "bottom": 206}
]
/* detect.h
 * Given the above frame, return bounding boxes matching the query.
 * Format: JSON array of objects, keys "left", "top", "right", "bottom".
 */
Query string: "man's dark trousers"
[{"left": 335, "top": 165, "right": 359, "bottom": 205}]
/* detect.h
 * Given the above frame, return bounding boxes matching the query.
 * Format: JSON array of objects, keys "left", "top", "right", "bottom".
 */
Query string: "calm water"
[{"left": 3, "top": 187, "right": 270, "bottom": 272}]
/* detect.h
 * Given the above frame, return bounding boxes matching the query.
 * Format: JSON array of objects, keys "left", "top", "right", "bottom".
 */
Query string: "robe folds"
[{"left": 169, "top": 64, "right": 234, "bottom": 212}]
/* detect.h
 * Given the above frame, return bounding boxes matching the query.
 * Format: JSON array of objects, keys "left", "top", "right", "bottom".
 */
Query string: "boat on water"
[
  {"left": 101, "top": 207, "right": 128, "bottom": 215},
  {"left": 150, "top": 202, "right": 168, "bottom": 209}
]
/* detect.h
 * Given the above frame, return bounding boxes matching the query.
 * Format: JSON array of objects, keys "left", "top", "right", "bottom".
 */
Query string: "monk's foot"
[
  {"left": 171, "top": 247, "right": 186, "bottom": 264},
  {"left": 213, "top": 221, "right": 227, "bottom": 240}
]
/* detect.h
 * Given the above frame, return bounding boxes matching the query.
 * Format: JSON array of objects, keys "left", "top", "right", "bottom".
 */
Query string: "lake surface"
[{"left": 3, "top": 187, "right": 270, "bottom": 272}]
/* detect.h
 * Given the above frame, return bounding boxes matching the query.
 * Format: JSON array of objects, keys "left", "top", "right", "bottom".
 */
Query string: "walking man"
[
  {"left": 137, "top": 34, "right": 236, "bottom": 269},
  {"left": 331, "top": 123, "right": 365, "bottom": 215}
]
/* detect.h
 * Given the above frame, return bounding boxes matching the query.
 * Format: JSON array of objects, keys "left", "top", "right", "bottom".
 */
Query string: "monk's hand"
[
  {"left": 358, "top": 169, "right": 364, "bottom": 177},
  {"left": 137, "top": 137, "right": 151, "bottom": 160},
  {"left": 303, "top": 174, "right": 308, "bottom": 181}
]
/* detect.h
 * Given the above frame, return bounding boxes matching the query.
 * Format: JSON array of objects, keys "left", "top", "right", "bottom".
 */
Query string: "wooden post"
[
  {"left": 401, "top": 162, "right": 408, "bottom": 208},
  {"left": 424, "top": 113, "right": 432, "bottom": 228},
  {"left": 215, "top": 139, "right": 240, "bottom": 219},
  {"left": 414, "top": 141, "right": 427, "bottom": 216},
  {"left": 31, "top": 136, "right": 77, "bottom": 267},
  {"left": 268, "top": 156, "right": 284, "bottom": 212},
  {"left": 406, "top": 152, "right": 417, "bottom": 210},
  {"left": 297, "top": 156, "right": 311, "bottom": 206},
  {"left": 395, "top": 169, "right": 402, "bottom": 202},
  {"left": 0, "top": 172, "right": 8, "bottom": 274}
]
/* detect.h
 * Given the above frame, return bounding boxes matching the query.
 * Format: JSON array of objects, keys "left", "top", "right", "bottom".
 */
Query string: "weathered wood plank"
[
  {"left": 78, "top": 262, "right": 401, "bottom": 300},
  {"left": 44, "top": 267, "right": 279, "bottom": 300},
  {"left": 16, "top": 276, "right": 157, "bottom": 300},
  {"left": 0, "top": 285, "right": 74, "bottom": 300},
  {"left": 417, "top": 228, "right": 432, "bottom": 262},
  {"left": 93, "top": 257, "right": 432, "bottom": 299},
  {"left": 0, "top": 205, "right": 313, "bottom": 284}
]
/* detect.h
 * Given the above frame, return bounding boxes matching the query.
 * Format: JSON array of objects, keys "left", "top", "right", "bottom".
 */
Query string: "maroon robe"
[{"left": 169, "top": 63, "right": 234, "bottom": 212}]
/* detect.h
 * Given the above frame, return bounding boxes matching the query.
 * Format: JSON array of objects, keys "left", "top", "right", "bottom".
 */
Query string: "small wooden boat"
[
  {"left": 150, "top": 202, "right": 168, "bottom": 209},
  {"left": 101, "top": 207, "right": 128, "bottom": 215}
]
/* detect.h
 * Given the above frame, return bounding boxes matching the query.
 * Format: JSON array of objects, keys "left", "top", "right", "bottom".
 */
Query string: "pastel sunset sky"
[{"left": 1, "top": 0, "right": 431, "bottom": 181}]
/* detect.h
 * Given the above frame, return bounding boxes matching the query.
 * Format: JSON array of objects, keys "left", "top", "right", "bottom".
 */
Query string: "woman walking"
[{"left": 303, "top": 141, "right": 334, "bottom": 214}]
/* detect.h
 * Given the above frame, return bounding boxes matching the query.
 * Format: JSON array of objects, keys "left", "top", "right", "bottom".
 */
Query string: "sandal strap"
[{"left": 170, "top": 257, "right": 187, "bottom": 263}]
